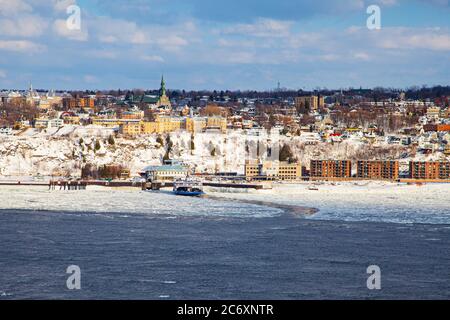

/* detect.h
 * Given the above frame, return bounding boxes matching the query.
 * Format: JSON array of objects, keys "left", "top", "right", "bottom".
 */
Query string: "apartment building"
[
  {"left": 245, "top": 160, "right": 302, "bottom": 180},
  {"left": 423, "top": 124, "right": 450, "bottom": 132},
  {"left": 409, "top": 161, "right": 450, "bottom": 180},
  {"left": 357, "top": 161, "right": 399, "bottom": 180},
  {"left": 310, "top": 160, "right": 352, "bottom": 178}
]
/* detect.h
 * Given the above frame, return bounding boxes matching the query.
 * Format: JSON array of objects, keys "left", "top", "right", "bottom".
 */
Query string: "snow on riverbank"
[
  {"left": 2, "top": 125, "right": 437, "bottom": 178},
  {"left": 0, "top": 181, "right": 449, "bottom": 224},
  {"left": 0, "top": 185, "right": 281, "bottom": 218},
  {"left": 210, "top": 181, "right": 450, "bottom": 225}
]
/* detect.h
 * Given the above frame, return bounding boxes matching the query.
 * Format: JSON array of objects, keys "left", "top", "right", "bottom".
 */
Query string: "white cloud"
[
  {"left": 53, "top": 0, "right": 76, "bottom": 13},
  {"left": 381, "top": 31, "right": 450, "bottom": 51},
  {"left": 221, "top": 18, "right": 292, "bottom": 38},
  {"left": 345, "top": 26, "right": 450, "bottom": 51},
  {"left": 287, "top": 32, "right": 323, "bottom": 49},
  {"left": 140, "top": 55, "right": 164, "bottom": 62},
  {"left": 353, "top": 52, "right": 371, "bottom": 61},
  {"left": 0, "top": 14, "right": 48, "bottom": 37},
  {"left": 83, "top": 75, "right": 98, "bottom": 84},
  {"left": 0, "top": 69, "right": 6, "bottom": 78},
  {"left": 93, "top": 17, "right": 149, "bottom": 44},
  {"left": 377, "top": 0, "right": 398, "bottom": 6},
  {"left": 155, "top": 35, "right": 188, "bottom": 51},
  {"left": 319, "top": 54, "right": 341, "bottom": 61},
  {"left": 0, "top": 40, "right": 46, "bottom": 53},
  {"left": 0, "top": 0, "right": 32, "bottom": 16},
  {"left": 87, "top": 50, "right": 118, "bottom": 59},
  {"left": 53, "top": 19, "right": 88, "bottom": 41}
]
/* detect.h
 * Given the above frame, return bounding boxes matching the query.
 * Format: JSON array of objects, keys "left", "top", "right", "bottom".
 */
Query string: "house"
[
  {"left": 0, "top": 127, "right": 13, "bottom": 135},
  {"left": 141, "top": 164, "right": 188, "bottom": 182}
]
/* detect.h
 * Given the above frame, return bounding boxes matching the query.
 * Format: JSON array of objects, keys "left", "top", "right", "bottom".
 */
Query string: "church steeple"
[
  {"left": 160, "top": 75, "right": 166, "bottom": 97},
  {"left": 156, "top": 74, "right": 171, "bottom": 109}
]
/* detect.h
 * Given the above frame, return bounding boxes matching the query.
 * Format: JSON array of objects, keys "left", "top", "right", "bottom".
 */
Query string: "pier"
[
  {"left": 0, "top": 180, "right": 142, "bottom": 189},
  {"left": 0, "top": 179, "right": 272, "bottom": 191},
  {"left": 48, "top": 180, "right": 87, "bottom": 190},
  {"left": 143, "top": 181, "right": 271, "bottom": 191}
]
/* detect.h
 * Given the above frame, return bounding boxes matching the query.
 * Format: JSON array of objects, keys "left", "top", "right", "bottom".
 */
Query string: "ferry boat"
[{"left": 173, "top": 178, "right": 205, "bottom": 196}]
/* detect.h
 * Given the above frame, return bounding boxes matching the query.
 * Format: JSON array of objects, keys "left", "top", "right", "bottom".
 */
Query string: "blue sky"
[{"left": 0, "top": 0, "right": 449, "bottom": 90}]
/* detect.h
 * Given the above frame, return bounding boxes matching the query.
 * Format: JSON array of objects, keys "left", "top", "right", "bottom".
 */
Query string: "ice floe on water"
[
  {"left": 212, "top": 182, "right": 450, "bottom": 225},
  {"left": 0, "top": 186, "right": 281, "bottom": 218},
  {"left": 1, "top": 182, "right": 449, "bottom": 224}
]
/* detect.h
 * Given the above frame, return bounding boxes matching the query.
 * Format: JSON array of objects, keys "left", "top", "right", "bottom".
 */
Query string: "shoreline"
[
  {"left": 204, "top": 194, "right": 318, "bottom": 217},
  {"left": 0, "top": 182, "right": 449, "bottom": 224}
]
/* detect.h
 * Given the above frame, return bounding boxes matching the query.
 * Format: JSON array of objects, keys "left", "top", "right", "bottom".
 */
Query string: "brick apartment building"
[
  {"left": 409, "top": 161, "right": 450, "bottom": 180},
  {"left": 357, "top": 161, "right": 399, "bottom": 180},
  {"left": 423, "top": 124, "right": 450, "bottom": 132},
  {"left": 310, "top": 160, "right": 352, "bottom": 178}
]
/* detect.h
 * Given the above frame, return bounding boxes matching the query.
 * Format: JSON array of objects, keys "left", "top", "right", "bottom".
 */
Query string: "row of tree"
[{"left": 81, "top": 164, "right": 128, "bottom": 180}]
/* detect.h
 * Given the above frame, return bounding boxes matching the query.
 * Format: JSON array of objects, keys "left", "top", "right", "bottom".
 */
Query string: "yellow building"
[
  {"left": 62, "top": 115, "right": 80, "bottom": 125},
  {"left": 185, "top": 116, "right": 227, "bottom": 133},
  {"left": 278, "top": 162, "right": 302, "bottom": 180},
  {"left": 427, "top": 107, "right": 441, "bottom": 119},
  {"left": 245, "top": 160, "right": 302, "bottom": 180},
  {"left": 121, "top": 116, "right": 183, "bottom": 136},
  {"left": 119, "top": 115, "right": 227, "bottom": 136},
  {"left": 245, "top": 160, "right": 260, "bottom": 178},
  {"left": 141, "top": 121, "right": 159, "bottom": 134},
  {"left": 121, "top": 110, "right": 144, "bottom": 120},
  {"left": 120, "top": 122, "right": 142, "bottom": 136},
  {"left": 157, "top": 116, "right": 183, "bottom": 132},
  {"left": 295, "top": 95, "right": 324, "bottom": 113},
  {"left": 185, "top": 117, "right": 207, "bottom": 133},
  {"left": 93, "top": 118, "right": 141, "bottom": 128},
  {"left": 206, "top": 117, "right": 227, "bottom": 133},
  {"left": 92, "top": 118, "right": 121, "bottom": 128}
]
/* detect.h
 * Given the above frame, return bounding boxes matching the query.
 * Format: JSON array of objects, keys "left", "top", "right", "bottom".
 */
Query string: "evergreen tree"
[{"left": 279, "top": 144, "right": 294, "bottom": 162}]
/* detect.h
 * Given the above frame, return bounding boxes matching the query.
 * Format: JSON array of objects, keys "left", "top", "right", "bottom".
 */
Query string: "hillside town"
[{"left": 1, "top": 78, "right": 450, "bottom": 183}]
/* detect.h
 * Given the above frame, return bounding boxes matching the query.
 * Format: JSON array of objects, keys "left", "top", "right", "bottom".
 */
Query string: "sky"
[{"left": 0, "top": 0, "right": 449, "bottom": 91}]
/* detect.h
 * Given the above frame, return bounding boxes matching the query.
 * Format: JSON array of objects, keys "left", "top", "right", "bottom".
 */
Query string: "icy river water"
[{"left": 0, "top": 183, "right": 449, "bottom": 299}]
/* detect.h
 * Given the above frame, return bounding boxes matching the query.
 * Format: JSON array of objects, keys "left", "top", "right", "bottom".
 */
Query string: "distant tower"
[
  {"left": 27, "top": 82, "right": 36, "bottom": 98},
  {"left": 160, "top": 75, "right": 166, "bottom": 97},
  {"left": 277, "top": 81, "right": 281, "bottom": 92},
  {"left": 157, "top": 74, "right": 171, "bottom": 108}
]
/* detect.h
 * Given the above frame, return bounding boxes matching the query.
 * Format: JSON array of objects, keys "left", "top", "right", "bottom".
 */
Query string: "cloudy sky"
[{"left": 0, "top": 0, "right": 449, "bottom": 90}]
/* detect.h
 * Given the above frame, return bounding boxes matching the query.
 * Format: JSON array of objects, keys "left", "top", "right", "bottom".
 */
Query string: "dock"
[
  {"left": 0, "top": 180, "right": 272, "bottom": 191},
  {"left": 0, "top": 180, "right": 142, "bottom": 189},
  {"left": 144, "top": 181, "right": 271, "bottom": 190}
]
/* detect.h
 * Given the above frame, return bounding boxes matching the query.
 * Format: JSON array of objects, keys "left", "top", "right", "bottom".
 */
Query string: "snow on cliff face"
[
  {"left": 0, "top": 126, "right": 280, "bottom": 177},
  {"left": 0, "top": 125, "right": 436, "bottom": 178}
]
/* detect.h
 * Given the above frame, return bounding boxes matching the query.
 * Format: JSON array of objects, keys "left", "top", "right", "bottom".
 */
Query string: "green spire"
[{"left": 160, "top": 75, "right": 166, "bottom": 97}]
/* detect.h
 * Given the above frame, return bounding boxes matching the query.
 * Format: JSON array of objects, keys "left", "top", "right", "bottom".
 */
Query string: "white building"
[
  {"left": 0, "top": 127, "right": 13, "bottom": 135},
  {"left": 34, "top": 118, "right": 64, "bottom": 129}
]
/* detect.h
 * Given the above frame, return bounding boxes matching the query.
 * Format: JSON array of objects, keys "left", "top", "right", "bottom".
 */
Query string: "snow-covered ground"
[
  {"left": 0, "top": 126, "right": 280, "bottom": 176},
  {"left": 2, "top": 125, "right": 447, "bottom": 178},
  {"left": 0, "top": 185, "right": 281, "bottom": 218},
  {"left": 212, "top": 181, "right": 450, "bottom": 225},
  {"left": 0, "top": 182, "right": 449, "bottom": 224}
]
